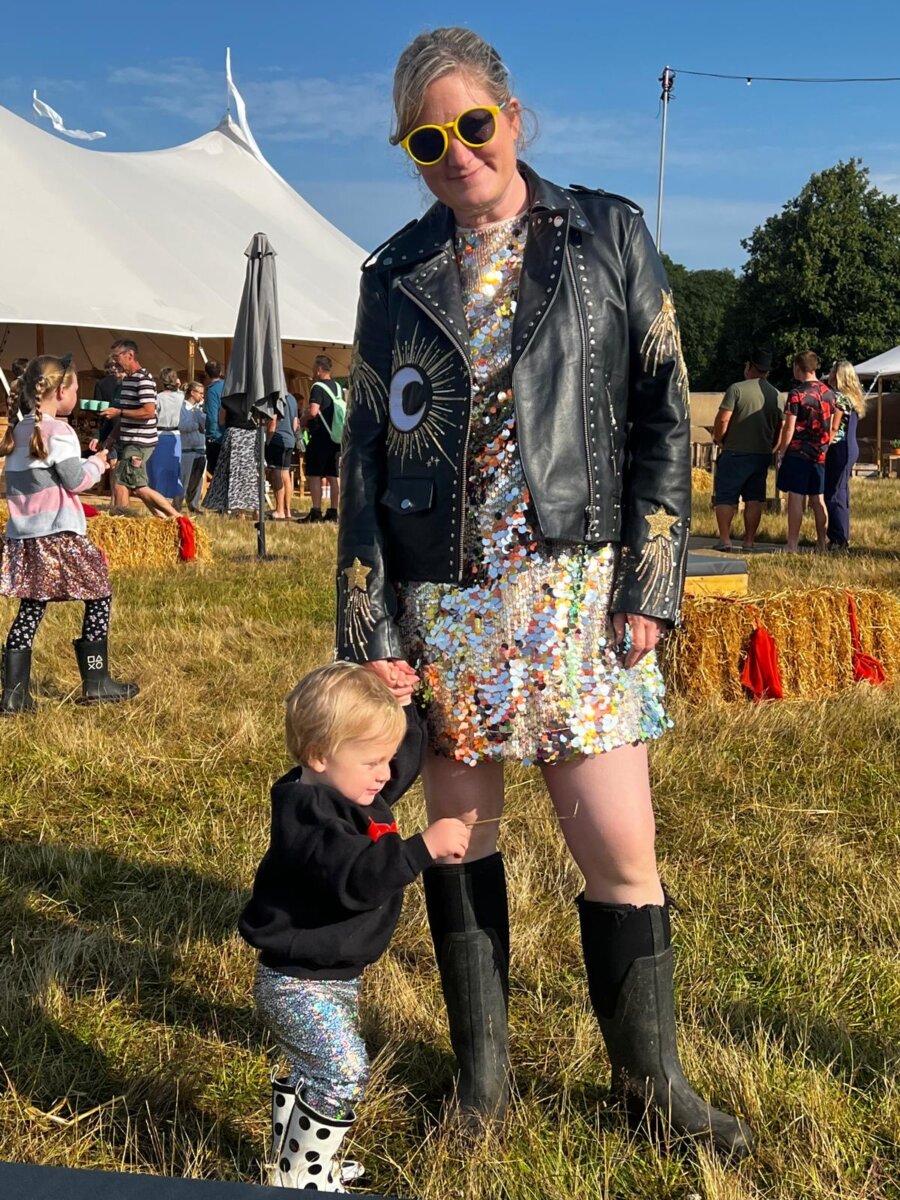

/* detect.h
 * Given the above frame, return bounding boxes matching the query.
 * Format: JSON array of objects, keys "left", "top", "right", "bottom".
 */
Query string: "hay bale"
[
  {"left": 88, "top": 516, "right": 211, "bottom": 569},
  {"left": 691, "top": 467, "right": 714, "bottom": 493},
  {"left": 0, "top": 503, "right": 210, "bottom": 570},
  {"left": 662, "top": 587, "right": 900, "bottom": 702}
]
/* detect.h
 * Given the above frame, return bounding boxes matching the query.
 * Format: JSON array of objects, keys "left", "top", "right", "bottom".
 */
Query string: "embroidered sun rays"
[
  {"left": 386, "top": 326, "right": 460, "bottom": 469},
  {"left": 640, "top": 290, "right": 689, "bottom": 407},
  {"left": 348, "top": 344, "right": 389, "bottom": 418},
  {"left": 635, "top": 506, "right": 679, "bottom": 610},
  {"left": 340, "top": 557, "right": 376, "bottom": 660}
]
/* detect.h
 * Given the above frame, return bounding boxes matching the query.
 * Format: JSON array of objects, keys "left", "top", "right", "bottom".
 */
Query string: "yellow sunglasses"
[{"left": 400, "top": 104, "right": 506, "bottom": 167}]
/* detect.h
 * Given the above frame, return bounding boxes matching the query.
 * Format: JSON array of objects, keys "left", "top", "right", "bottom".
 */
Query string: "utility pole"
[{"left": 655, "top": 66, "right": 675, "bottom": 250}]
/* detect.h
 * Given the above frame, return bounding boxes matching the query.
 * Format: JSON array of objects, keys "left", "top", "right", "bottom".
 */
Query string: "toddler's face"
[{"left": 311, "top": 737, "right": 401, "bottom": 806}]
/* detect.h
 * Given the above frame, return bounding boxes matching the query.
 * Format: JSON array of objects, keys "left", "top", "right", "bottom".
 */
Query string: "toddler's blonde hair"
[{"left": 286, "top": 661, "right": 406, "bottom": 765}]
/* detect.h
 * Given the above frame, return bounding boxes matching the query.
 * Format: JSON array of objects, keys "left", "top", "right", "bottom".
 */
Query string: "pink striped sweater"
[{"left": 4, "top": 417, "right": 104, "bottom": 540}]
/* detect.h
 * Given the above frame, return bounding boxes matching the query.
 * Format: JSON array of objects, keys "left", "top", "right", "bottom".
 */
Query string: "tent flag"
[
  {"left": 225, "top": 49, "right": 267, "bottom": 167},
  {"left": 32, "top": 91, "right": 106, "bottom": 141}
]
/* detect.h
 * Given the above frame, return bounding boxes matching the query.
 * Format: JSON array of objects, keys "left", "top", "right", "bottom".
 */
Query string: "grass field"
[{"left": 0, "top": 480, "right": 898, "bottom": 1199}]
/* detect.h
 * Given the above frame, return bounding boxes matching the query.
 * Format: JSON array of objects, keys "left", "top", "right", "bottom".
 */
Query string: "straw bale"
[
  {"left": 87, "top": 516, "right": 211, "bottom": 569},
  {"left": 661, "top": 586, "right": 900, "bottom": 702},
  {"left": 691, "top": 467, "right": 714, "bottom": 493},
  {"left": 0, "top": 504, "right": 210, "bottom": 570}
]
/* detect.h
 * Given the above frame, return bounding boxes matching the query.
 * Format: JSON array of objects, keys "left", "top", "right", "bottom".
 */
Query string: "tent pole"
[
  {"left": 877, "top": 376, "right": 883, "bottom": 474},
  {"left": 187, "top": 338, "right": 196, "bottom": 383},
  {"left": 256, "top": 420, "right": 267, "bottom": 559},
  {"left": 223, "top": 337, "right": 232, "bottom": 369}
]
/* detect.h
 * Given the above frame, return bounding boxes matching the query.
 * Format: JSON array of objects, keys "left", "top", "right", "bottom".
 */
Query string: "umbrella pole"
[{"left": 257, "top": 420, "right": 267, "bottom": 558}]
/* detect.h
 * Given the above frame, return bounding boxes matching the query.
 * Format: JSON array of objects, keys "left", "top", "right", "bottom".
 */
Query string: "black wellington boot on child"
[
  {"left": 73, "top": 638, "right": 139, "bottom": 704},
  {"left": 578, "top": 895, "right": 753, "bottom": 1160},
  {"left": 423, "top": 852, "right": 510, "bottom": 1125},
  {"left": 0, "top": 647, "right": 37, "bottom": 714}
]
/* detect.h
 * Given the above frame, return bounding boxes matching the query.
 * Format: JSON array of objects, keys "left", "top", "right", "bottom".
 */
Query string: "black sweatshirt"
[{"left": 238, "top": 706, "right": 431, "bottom": 980}]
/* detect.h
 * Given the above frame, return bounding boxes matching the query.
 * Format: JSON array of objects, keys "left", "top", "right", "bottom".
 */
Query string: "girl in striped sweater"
[{"left": 0, "top": 355, "right": 137, "bottom": 713}]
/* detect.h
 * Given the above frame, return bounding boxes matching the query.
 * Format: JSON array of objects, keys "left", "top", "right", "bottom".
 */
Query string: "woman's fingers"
[{"left": 613, "top": 613, "right": 665, "bottom": 669}]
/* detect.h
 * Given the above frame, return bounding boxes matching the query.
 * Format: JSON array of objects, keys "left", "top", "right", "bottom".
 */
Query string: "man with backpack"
[{"left": 298, "top": 354, "right": 345, "bottom": 523}]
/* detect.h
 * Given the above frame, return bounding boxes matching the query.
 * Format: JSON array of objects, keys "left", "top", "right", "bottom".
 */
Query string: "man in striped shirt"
[{"left": 105, "top": 340, "right": 178, "bottom": 517}]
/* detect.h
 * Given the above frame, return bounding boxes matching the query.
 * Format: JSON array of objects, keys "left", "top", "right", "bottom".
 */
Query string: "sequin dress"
[{"left": 398, "top": 215, "right": 669, "bottom": 767}]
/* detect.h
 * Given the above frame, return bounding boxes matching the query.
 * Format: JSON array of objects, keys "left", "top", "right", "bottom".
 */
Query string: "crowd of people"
[
  {"left": 81, "top": 345, "right": 344, "bottom": 521},
  {"left": 712, "top": 348, "right": 867, "bottom": 553}
]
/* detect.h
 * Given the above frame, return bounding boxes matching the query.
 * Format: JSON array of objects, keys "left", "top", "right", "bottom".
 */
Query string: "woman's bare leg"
[
  {"left": 540, "top": 743, "right": 663, "bottom": 905},
  {"left": 423, "top": 751, "right": 505, "bottom": 862}
]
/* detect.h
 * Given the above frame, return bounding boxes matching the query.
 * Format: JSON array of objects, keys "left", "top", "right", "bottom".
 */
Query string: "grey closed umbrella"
[{"left": 222, "top": 232, "right": 287, "bottom": 557}]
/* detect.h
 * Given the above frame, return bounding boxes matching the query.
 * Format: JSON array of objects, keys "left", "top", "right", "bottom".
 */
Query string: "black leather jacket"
[{"left": 336, "top": 163, "right": 690, "bottom": 663}]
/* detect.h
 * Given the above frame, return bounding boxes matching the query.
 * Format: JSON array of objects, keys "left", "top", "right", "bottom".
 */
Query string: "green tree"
[
  {"left": 722, "top": 159, "right": 900, "bottom": 387},
  {"left": 663, "top": 255, "right": 739, "bottom": 390}
]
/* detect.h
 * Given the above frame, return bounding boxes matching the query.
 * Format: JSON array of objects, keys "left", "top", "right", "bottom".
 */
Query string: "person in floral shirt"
[{"left": 775, "top": 351, "right": 835, "bottom": 552}]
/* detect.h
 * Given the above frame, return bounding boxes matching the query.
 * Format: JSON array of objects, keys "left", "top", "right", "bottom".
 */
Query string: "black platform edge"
[{"left": 0, "top": 1161, "right": 403, "bottom": 1199}]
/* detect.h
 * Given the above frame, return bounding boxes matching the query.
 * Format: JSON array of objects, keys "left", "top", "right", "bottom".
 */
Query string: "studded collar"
[{"left": 367, "top": 162, "right": 594, "bottom": 275}]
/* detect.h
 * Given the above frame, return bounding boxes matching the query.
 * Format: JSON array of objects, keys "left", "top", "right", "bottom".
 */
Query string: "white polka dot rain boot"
[
  {"left": 267, "top": 1074, "right": 296, "bottom": 1175},
  {"left": 270, "top": 1087, "right": 358, "bottom": 1192}
]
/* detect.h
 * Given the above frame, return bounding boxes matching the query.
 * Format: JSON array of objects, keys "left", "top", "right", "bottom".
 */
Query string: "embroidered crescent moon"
[{"left": 389, "top": 365, "right": 429, "bottom": 432}]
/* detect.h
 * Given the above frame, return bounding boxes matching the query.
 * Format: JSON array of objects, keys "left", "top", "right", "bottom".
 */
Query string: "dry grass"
[{"left": 0, "top": 488, "right": 898, "bottom": 1198}]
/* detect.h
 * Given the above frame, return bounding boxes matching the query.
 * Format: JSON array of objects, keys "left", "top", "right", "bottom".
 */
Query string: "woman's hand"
[
  {"left": 364, "top": 658, "right": 419, "bottom": 703},
  {"left": 611, "top": 612, "right": 667, "bottom": 670}
]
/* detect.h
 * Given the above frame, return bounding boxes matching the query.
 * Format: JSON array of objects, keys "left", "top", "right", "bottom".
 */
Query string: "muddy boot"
[
  {"left": 0, "top": 647, "right": 37, "bottom": 714},
  {"left": 424, "top": 852, "right": 510, "bottom": 1125},
  {"left": 578, "top": 895, "right": 754, "bottom": 1159},
  {"left": 73, "top": 638, "right": 139, "bottom": 704}
]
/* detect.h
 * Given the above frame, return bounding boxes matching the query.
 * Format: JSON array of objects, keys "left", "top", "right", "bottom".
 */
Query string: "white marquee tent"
[
  {"left": 0, "top": 87, "right": 365, "bottom": 387},
  {"left": 854, "top": 345, "right": 900, "bottom": 471}
]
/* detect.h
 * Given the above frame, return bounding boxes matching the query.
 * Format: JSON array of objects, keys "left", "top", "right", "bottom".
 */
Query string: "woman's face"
[{"left": 411, "top": 71, "right": 523, "bottom": 223}]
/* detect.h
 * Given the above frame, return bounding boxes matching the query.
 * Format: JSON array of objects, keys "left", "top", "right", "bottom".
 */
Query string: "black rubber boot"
[
  {"left": 323, "top": 507, "right": 339, "bottom": 523},
  {"left": 0, "top": 647, "right": 37, "bottom": 714},
  {"left": 73, "top": 638, "right": 139, "bottom": 704},
  {"left": 297, "top": 507, "right": 323, "bottom": 523},
  {"left": 423, "top": 853, "right": 510, "bottom": 1123},
  {"left": 578, "top": 895, "right": 753, "bottom": 1159}
]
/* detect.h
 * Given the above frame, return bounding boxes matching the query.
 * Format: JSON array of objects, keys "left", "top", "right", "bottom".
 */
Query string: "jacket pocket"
[{"left": 380, "top": 477, "right": 435, "bottom": 514}]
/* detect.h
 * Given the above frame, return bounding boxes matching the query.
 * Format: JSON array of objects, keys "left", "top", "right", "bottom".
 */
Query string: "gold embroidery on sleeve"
[
  {"left": 640, "top": 290, "right": 689, "bottom": 407},
  {"left": 340, "top": 557, "right": 376, "bottom": 659},
  {"left": 635, "top": 506, "right": 678, "bottom": 609},
  {"left": 349, "top": 344, "right": 389, "bottom": 418}
]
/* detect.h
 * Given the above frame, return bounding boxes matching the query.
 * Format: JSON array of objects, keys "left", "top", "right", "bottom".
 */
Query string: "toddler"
[{"left": 239, "top": 661, "right": 470, "bottom": 1191}]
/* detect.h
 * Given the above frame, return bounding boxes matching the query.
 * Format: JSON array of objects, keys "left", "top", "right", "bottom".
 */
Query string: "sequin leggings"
[
  {"left": 254, "top": 964, "right": 369, "bottom": 1119},
  {"left": 5, "top": 596, "right": 112, "bottom": 651}
]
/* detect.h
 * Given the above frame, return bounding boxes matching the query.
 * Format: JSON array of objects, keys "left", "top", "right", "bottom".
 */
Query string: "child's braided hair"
[{"left": 1, "top": 354, "right": 75, "bottom": 461}]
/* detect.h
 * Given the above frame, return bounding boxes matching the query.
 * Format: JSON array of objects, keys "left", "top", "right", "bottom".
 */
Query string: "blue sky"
[{"left": 3, "top": 0, "right": 899, "bottom": 270}]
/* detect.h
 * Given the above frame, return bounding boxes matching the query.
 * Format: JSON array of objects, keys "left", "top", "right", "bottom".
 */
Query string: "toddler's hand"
[{"left": 421, "top": 817, "right": 471, "bottom": 861}]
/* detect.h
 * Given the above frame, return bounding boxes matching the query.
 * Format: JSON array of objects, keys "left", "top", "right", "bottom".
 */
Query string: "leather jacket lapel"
[
  {"left": 399, "top": 245, "right": 470, "bottom": 364},
  {"left": 511, "top": 206, "right": 570, "bottom": 371}
]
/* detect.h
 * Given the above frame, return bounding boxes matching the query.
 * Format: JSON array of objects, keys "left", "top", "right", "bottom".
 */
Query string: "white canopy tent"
[
  {"left": 0, "top": 90, "right": 365, "bottom": 388},
  {"left": 854, "top": 345, "right": 900, "bottom": 472}
]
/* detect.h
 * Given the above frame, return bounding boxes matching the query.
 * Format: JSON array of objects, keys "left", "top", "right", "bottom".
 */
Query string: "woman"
[
  {"left": 265, "top": 393, "right": 299, "bottom": 519},
  {"left": 148, "top": 367, "right": 184, "bottom": 504},
  {"left": 203, "top": 396, "right": 258, "bottom": 518},
  {"left": 177, "top": 380, "right": 207, "bottom": 514},
  {"left": 336, "top": 27, "right": 751, "bottom": 1157},
  {"left": 825, "top": 360, "right": 865, "bottom": 549}
]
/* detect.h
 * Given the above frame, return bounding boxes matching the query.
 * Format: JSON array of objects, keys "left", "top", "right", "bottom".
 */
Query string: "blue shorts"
[
  {"left": 714, "top": 450, "right": 771, "bottom": 506},
  {"left": 777, "top": 454, "right": 825, "bottom": 496}
]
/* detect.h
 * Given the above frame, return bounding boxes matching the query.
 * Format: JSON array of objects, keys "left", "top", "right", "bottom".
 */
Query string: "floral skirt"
[
  {"left": 203, "top": 427, "right": 258, "bottom": 513},
  {"left": 0, "top": 532, "right": 110, "bottom": 601},
  {"left": 399, "top": 544, "right": 669, "bottom": 767}
]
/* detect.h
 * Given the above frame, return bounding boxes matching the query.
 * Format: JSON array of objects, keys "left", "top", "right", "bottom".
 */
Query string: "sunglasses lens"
[
  {"left": 408, "top": 126, "right": 446, "bottom": 165},
  {"left": 457, "top": 108, "right": 497, "bottom": 146}
]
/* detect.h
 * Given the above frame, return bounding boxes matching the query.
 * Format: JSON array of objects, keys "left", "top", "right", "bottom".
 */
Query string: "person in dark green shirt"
[{"left": 712, "top": 346, "right": 784, "bottom": 550}]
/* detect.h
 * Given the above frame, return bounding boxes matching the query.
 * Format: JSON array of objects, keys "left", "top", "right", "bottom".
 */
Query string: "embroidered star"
[
  {"left": 343, "top": 558, "right": 372, "bottom": 592},
  {"left": 644, "top": 507, "right": 678, "bottom": 540}
]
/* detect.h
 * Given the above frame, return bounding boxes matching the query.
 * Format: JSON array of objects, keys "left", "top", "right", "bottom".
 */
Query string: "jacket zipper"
[
  {"left": 398, "top": 277, "right": 473, "bottom": 580},
  {"left": 566, "top": 251, "right": 601, "bottom": 539}
]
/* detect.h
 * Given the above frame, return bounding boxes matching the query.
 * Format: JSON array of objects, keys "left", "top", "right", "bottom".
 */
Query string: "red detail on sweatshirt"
[{"left": 367, "top": 819, "right": 398, "bottom": 842}]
